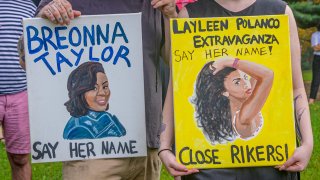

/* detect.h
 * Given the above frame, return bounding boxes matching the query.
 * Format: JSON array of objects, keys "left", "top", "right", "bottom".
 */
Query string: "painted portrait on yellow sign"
[{"left": 171, "top": 15, "right": 296, "bottom": 168}]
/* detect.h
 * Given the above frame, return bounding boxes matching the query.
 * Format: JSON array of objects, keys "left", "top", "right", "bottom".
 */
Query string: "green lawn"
[
  {"left": 303, "top": 70, "right": 312, "bottom": 82},
  {"left": 0, "top": 102, "right": 319, "bottom": 180}
]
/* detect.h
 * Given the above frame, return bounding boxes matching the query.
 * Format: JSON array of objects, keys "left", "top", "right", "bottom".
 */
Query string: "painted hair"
[
  {"left": 192, "top": 61, "right": 237, "bottom": 144},
  {"left": 65, "top": 61, "right": 106, "bottom": 117}
]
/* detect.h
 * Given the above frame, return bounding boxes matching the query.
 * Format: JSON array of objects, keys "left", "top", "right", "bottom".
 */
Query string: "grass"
[
  {"left": 302, "top": 70, "right": 312, "bottom": 82},
  {"left": 302, "top": 102, "right": 320, "bottom": 180},
  {"left": 0, "top": 145, "right": 62, "bottom": 180}
]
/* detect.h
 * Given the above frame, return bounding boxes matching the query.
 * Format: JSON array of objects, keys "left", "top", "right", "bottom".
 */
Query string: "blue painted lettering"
[
  {"left": 89, "top": 46, "right": 99, "bottom": 61},
  {"left": 26, "top": 26, "right": 43, "bottom": 54},
  {"left": 113, "top": 45, "right": 131, "bottom": 67},
  {"left": 55, "top": 26, "right": 68, "bottom": 49},
  {"left": 56, "top": 52, "right": 73, "bottom": 72},
  {"left": 41, "top": 26, "right": 58, "bottom": 51},
  {"left": 101, "top": 46, "right": 113, "bottom": 62},
  {"left": 70, "top": 48, "right": 84, "bottom": 66},
  {"left": 69, "top": 27, "right": 81, "bottom": 47},
  {"left": 97, "top": 24, "right": 109, "bottom": 45},
  {"left": 34, "top": 52, "right": 56, "bottom": 75},
  {"left": 83, "top": 25, "right": 95, "bottom": 47},
  {"left": 112, "top": 22, "right": 128, "bottom": 44}
]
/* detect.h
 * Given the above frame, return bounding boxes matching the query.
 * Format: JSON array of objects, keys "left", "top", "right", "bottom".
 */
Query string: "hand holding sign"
[
  {"left": 159, "top": 149, "right": 199, "bottom": 177},
  {"left": 276, "top": 143, "right": 313, "bottom": 172},
  {"left": 38, "top": 0, "right": 81, "bottom": 25},
  {"left": 151, "top": 0, "right": 177, "bottom": 18}
]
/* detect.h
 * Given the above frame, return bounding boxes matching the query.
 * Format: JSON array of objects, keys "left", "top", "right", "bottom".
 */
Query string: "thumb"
[
  {"left": 280, "top": 156, "right": 296, "bottom": 171},
  {"left": 171, "top": 162, "right": 188, "bottom": 172}
]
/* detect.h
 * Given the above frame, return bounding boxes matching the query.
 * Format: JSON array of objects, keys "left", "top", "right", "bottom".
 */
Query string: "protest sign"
[
  {"left": 23, "top": 13, "right": 146, "bottom": 163},
  {"left": 171, "top": 15, "right": 296, "bottom": 168}
]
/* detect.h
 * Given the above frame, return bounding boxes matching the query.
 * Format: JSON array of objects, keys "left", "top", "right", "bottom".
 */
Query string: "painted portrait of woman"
[
  {"left": 192, "top": 57, "right": 273, "bottom": 144},
  {"left": 63, "top": 61, "right": 126, "bottom": 140}
]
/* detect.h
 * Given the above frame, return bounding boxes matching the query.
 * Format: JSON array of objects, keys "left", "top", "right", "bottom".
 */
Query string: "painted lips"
[
  {"left": 246, "top": 89, "right": 252, "bottom": 94},
  {"left": 96, "top": 99, "right": 107, "bottom": 106}
]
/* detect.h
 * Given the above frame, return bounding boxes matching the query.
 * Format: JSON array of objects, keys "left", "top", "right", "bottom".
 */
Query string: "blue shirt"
[
  {"left": 311, "top": 31, "right": 320, "bottom": 55},
  {"left": 0, "top": 0, "right": 36, "bottom": 94},
  {"left": 63, "top": 110, "right": 126, "bottom": 140}
]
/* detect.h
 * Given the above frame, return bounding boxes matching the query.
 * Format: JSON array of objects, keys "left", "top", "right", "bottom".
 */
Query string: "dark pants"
[{"left": 310, "top": 55, "right": 320, "bottom": 99}]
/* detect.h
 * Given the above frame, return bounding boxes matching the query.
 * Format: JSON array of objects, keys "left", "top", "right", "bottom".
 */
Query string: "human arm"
[
  {"left": 151, "top": 0, "right": 178, "bottom": 64},
  {"left": 158, "top": 6, "right": 198, "bottom": 177},
  {"left": 212, "top": 57, "right": 274, "bottom": 127},
  {"left": 37, "top": 0, "right": 81, "bottom": 25},
  {"left": 276, "top": 6, "right": 313, "bottom": 172},
  {"left": 17, "top": 35, "right": 26, "bottom": 70},
  {"left": 313, "top": 44, "right": 320, "bottom": 52},
  {"left": 159, "top": 70, "right": 199, "bottom": 177}
]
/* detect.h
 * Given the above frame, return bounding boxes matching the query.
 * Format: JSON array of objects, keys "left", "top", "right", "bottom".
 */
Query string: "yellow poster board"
[{"left": 171, "top": 15, "right": 296, "bottom": 168}]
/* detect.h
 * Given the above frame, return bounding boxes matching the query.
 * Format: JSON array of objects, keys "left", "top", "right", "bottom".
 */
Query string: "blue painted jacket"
[{"left": 63, "top": 110, "right": 126, "bottom": 140}]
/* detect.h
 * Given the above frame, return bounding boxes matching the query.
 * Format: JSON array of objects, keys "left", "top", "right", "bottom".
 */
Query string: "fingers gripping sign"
[
  {"left": 151, "top": 0, "right": 177, "bottom": 18},
  {"left": 275, "top": 144, "right": 312, "bottom": 172},
  {"left": 39, "top": 0, "right": 81, "bottom": 25},
  {"left": 52, "top": 0, "right": 70, "bottom": 25},
  {"left": 159, "top": 149, "right": 199, "bottom": 177}
]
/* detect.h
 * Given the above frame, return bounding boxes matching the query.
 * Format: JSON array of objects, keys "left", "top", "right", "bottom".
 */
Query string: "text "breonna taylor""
[{"left": 26, "top": 22, "right": 131, "bottom": 75}]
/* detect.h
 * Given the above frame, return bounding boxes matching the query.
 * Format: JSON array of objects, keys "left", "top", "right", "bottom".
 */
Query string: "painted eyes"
[
  {"left": 93, "top": 85, "right": 109, "bottom": 91},
  {"left": 103, "top": 86, "right": 109, "bottom": 90},
  {"left": 243, "top": 74, "right": 249, "bottom": 80}
]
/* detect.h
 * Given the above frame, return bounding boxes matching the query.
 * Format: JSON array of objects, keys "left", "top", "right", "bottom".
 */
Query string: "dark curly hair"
[
  {"left": 65, "top": 61, "right": 106, "bottom": 117},
  {"left": 192, "top": 61, "right": 237, "bottom": 144}
]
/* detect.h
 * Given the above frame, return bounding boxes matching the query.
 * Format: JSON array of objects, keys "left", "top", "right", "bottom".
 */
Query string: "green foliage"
[
  {"left": 302, "top": 70, "right": 312, "bottom": 82},
  {"left": 289, "top": 2, "right": 320, "bottom": 28},
  {"left": 302, "top": 102, "right": 320, "bottom": 180}
]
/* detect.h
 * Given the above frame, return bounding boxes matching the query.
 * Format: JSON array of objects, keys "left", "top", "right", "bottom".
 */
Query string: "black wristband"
[{"left": 157, "top": 148, "right": 172, "bottom": 156}]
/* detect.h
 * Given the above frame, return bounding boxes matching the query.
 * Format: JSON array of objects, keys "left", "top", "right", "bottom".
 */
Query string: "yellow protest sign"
[{"left": 171, "top": 15, "right": 296, "bottom": 168}]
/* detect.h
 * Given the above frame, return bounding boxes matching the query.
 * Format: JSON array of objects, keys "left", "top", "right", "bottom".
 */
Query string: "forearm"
[
  {"left": 235, "top": 59, "right": 273, "bottom": 82},
  {"left": 294, "top": 88, "right": 313, "bottom": 148},
  {"left": 160, "top": 6, "right": 185, "bottom": 150},
  {"left": 17, "top": 35, "right": 26, "bottom": 70},
  {"left": 313, "top": 44, "right": 320, "bottom": 52},
  {"left": 160, "top": 76, "right": 175, "bottom": 150}
]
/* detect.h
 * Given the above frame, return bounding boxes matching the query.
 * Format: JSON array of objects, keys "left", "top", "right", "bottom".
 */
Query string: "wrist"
[
  {"left": 164, "top": 11, "right": 178, "bottom": 19},
  {"left": 232, "top": 58, "right": 240, "bottom": 68},
  {"left": 158, "top": 148, "right": 173, "bottom": 156}
]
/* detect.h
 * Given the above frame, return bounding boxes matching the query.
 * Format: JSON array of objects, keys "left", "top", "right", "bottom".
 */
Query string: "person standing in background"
[
  {"left": 0, "top": 0, "right": 36, "bottom": 179},
  {"left": 309, "top": 23, "right": 320, "bottom": 104}
]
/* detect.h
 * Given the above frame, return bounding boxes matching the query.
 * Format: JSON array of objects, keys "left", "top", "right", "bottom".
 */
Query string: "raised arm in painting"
[{"left": 212, "top": 57, "right": 273, "bottom": 127}]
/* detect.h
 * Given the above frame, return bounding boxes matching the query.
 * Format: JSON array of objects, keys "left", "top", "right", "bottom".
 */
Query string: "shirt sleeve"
[
  {"left": 35, "top": 0, "right": 52, "bottom": 16},
  {"left": 311, "top": 32, "right": 319, "bottom": 47}
]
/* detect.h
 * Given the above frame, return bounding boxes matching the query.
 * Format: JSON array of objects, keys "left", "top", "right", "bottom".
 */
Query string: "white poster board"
[{"left": 23, "top": 13, "right": 146, "bottom": 163}]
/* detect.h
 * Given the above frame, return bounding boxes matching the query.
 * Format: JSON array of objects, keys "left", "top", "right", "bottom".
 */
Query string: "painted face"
[
  {"left": 85, "top": 72, "right": 110, "bottom": 112},
  {"left": 223, "top": 70, "right": 252, "bottom": 100}
]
